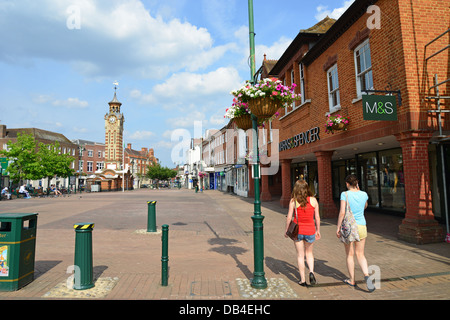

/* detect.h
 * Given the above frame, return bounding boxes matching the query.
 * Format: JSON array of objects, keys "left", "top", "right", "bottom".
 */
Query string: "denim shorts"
[{"left": 296, "top": 234, "right": 316, "bottom": 243}]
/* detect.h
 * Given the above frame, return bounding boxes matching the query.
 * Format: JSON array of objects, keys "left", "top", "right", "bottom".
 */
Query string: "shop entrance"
[
  {"left": 332, "top": 148, "right": 405, "bottom": 213},
  {"left": 291, "top": 162, "right": 318, "bottom": 197}
]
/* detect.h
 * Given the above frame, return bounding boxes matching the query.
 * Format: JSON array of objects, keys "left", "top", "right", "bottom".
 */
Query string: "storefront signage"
[
  {"left": 363, "top": 95, "right": 397, "bottom": 121},
  {"left": 279, "top": 127, "right": 320, "bottom": 152}
]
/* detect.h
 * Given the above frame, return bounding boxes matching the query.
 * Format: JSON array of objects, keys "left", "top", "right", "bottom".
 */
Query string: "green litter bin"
[{"left": 0, "top": 213, "right": 38, "bottom": 291}]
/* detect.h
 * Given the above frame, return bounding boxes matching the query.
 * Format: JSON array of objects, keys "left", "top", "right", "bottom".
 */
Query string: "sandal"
[
  {"left": 309, "top": 272, "right": 317, "bottom": 286},
  {"left": 343, "top": 279, "right": 355, "bottom": 287},
  {"left": 298, "top": 281, "right": 309, "bottom": 287},
  {"left": 365, "top": 276, "right": 375, "bottom": 292}
]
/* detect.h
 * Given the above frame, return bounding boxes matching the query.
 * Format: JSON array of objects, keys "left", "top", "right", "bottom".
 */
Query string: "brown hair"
[
  {"left": 345, "top": 174, "right": 359, "bottom": 187},
  {"left": 291, "top": 179, "right": 313, "bottom": 207}
]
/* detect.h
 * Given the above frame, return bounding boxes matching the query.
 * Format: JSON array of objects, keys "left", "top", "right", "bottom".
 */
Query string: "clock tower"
[{"left": 104, "top": 86, "right": 125, "bottom": 170}]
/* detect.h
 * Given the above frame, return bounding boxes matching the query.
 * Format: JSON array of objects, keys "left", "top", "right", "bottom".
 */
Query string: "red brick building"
[
  {"left": 124, "top": 143, "right": 158, "bottom": 188},
  {"left": 259, "top": 0, "right": 448, "bottom": 244}
]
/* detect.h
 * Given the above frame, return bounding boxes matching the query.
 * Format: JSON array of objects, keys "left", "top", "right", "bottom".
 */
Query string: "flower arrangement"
[
  {"left": 325, "top": 114, "right": 349, "bottom": 134},
  {"left": 225, "top": 78, "right": 300, "bottom": 121},
  {"left": 230, "top": 78, "right": 300, "bottom": 105},
  {"left": 258, "top": 111, "right": 279, "bottom": 128},
  {"left": 224, "top": 97, "right": 250, "bottom": 119},
  {"left": 198, "top": 172, "right": 207, "bottom": 178}
]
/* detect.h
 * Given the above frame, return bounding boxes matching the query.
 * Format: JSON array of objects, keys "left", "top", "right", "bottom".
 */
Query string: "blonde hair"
[{"left": 291, "top": 179, "right": 312, "bottom": 207}]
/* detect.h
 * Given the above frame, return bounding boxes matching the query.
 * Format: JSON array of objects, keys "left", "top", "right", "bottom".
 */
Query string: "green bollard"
[
  {"left": 147, "top": 201, "right": 157, "bottom": 233},
  {"left": 73, "top": 223, "right": 95, "bottom": 290},
  {"left": 161, "top": 224, "right": 169, "bottom": 286}
]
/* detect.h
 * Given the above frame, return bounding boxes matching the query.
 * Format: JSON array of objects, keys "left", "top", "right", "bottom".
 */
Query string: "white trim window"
[
  {"left": 354, "top": 39, "right": 373, "bottom": 97},
  {"left": 87, "top": 161, "right": 93, "bottom": 172},
  {"left": 327, "top": 64, "right": 340, "bottom": 113},
  {"left": 299, "top": 63, "right": 306, "bottom": 104},
  {"left": 290, "top": 69, "right": 296, "bottom": 109}
]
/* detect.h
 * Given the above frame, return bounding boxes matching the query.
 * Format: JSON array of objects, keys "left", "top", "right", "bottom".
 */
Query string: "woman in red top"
[{"left": 285, "top": 180, "right": 321, "bottom": 287}]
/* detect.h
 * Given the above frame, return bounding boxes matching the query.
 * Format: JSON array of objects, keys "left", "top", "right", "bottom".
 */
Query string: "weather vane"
[{"left": 113, "top": 81, "right": 119, "bottom": 93}]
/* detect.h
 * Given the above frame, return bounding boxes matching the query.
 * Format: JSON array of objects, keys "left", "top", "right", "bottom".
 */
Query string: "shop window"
[
  {"left": 358, "top": 152, "right": 379, "bottom": 207},
  {"left": 379, "top": 149, "right": 405, "bottom": 212},
  {"left": 354, "top": 39, "right": 373, "bottom": 97},
  {"left": 327, "top": 64, "right": 340, "bottom": 113}
]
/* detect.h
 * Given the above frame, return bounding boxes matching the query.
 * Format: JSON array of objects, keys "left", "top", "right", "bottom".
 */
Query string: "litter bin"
[{"left": 0, "top": 213, "right": 38, "bottom": 291}]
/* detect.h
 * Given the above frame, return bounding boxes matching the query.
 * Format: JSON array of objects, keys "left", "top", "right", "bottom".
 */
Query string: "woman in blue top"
[{"left": 336, "top": 174, "right": 375, "bottom": 292}]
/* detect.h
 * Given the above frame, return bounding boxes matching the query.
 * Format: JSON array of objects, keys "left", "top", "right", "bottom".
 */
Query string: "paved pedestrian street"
[{"left": 0, "top": 189, "right": 449, "bottom": 303}]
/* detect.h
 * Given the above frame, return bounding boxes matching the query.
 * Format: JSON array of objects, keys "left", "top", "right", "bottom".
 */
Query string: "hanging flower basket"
[
  {"left": 332, "top": 122, "right": 347, "bottom": 130},
  {"left": 325, "top": 114, "right": 349, "bottom": 134},
  {"left": 248, "top": 97, "right": 283, "bottom": 119},
  {"left": 226, "top": 78, "right": 300, "bottom": 121},
  {"left": 233, "top": 113, "right": 253, "bottom": 130}
]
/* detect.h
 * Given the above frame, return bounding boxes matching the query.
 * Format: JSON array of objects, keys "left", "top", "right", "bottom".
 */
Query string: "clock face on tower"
[{"left": 109, "top": 116, "right": 116, "bottom": 124}]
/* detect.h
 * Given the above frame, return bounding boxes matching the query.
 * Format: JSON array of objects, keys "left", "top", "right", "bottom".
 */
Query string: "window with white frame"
[
  {"left": 88, "top": 150, "right": 93, "bottom": 157},
  {"left": 87, "top": 161, "right": 93, "bottom": 172},
  {"left": 96, "top": 162, "right": 104, "bottom": 171},
  {"left": 283, "top": 78, "right": 288, "bottom": 114},
  {"left": 291, "top": 69, "right": 296, "bottom": 109},
  {"left": 299, "top": 63, "right": 306, "bottom": 104},
  {"left": 354, "top": 39, "right": 373, "bottom": 97},
  {"left": 327, "top": 64, "right": 340, "bottom": 113}
]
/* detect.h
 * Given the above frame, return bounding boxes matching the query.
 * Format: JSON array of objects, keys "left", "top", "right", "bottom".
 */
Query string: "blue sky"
[{"left": 0, "top": 0, "right": 354, "bottom": 167}]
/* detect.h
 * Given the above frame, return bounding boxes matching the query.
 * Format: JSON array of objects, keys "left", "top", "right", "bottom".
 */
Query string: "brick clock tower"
[{"left": 104, "top": 84, "right": 124, "bottom": 171}]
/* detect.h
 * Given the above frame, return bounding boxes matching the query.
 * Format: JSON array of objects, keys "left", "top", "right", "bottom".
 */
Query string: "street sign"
[
  {"left": 362, "top": 95, "right": 398, "bottom": 121},
  {"left": 0, "top": 158, "right": 8, "bottom": 175}
]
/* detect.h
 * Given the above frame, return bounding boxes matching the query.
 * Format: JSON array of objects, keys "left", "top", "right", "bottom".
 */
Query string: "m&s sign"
[{"left": 362, "top": 95, "right": 397, "bottom": 121}]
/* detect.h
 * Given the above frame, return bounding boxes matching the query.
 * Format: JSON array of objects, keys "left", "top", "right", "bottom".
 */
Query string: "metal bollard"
[
  {"left": 73, "top": 223, "right": 95, "bottom": 290},
  {"left": 161, "top": 224, "right": 169, "bottom": 286},
  {"left": 147, "top": 201, "right": 157, "bottom": 233}
]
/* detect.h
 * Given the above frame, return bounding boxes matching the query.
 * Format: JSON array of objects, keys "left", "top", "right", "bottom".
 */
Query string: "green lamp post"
[{"left": 248, "top": 0, "right": 267, "bottom": 290}]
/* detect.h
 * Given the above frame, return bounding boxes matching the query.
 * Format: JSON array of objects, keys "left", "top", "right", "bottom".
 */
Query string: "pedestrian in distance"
[
  {"left": 285, "top": 179, "right": 321, "bottom": 287},
  {"left": 19, "top": 184, "right": 31, "bottom": 199},
  {"left": 50, "top": 184, "right": 62, "bottom": 197},
  {"left": 336, "top": 174, "right": 375, "bottom": 292},
  {"left": 1, "top": 187, "right": 11, "bottom": 200}
]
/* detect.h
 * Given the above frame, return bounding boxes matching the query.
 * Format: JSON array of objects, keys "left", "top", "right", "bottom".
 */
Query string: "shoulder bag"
[
  {"left": 339, "top": 192, "right": 360, "bottom": 244},
  {"left": 286, "top": 203, "right": 299, "bottom": 241}
]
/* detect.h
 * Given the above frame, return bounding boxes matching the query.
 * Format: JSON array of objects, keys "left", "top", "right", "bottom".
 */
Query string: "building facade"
[
  {"left": 0, "top": 125, "right": 79, "bottom": 189},
  {"left": 259, "top": 0, "right": 448, "bottom": 244},
  {"left": 124, "top": 143, "right": 158, "bottom": 188},
  {"left": 72, "top": 139, "right": 105, "bottom": 189}
]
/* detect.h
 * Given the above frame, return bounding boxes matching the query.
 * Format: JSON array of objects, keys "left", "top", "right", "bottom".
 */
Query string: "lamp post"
[{"left": 248, "top": 0, "right": 267, "bottom": 289}]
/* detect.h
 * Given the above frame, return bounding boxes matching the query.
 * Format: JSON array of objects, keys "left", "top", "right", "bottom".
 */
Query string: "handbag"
[
  {"left": 286, "top": 205, "right": 299, "bottom": 241},
  {"left": 339, "top": 192, "right": 360, "bottom": 244}
]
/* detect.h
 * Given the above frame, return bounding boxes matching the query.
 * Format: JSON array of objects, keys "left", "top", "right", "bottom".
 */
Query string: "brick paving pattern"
[{"left": 0, "top": 188, "right": 448, "bottom": 301}]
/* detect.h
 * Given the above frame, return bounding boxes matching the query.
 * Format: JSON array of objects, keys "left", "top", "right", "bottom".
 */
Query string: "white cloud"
[
  {"left": 52, "top": 98, "right": 89, "bottom": 109},
  {"left": 132, "top": 67, "right": 242, "bottom": 109},
  {"left": 0, "top": 0, "right": 231, "bottom": 79},
  {"left": 33, "top": 94, "right": 89, "bottom": 109},
  {"left": 315, "top": 0, "right": 355, "bottom": 21},
  {"left": 167, "top": 110, "right": 207, "bottom": 128},
  {"left": 126, "top": 130, "right": 155, "bottom": 140}
]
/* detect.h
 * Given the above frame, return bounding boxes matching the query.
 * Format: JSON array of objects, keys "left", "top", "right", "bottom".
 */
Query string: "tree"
[
  {"left": 36, "top": 141, "right": 75, "bottom": 187},
  {"left": 0, "top": 133, "right": 39, "bottom": 183},
  {"left": 0, "top": 132, "right": 75, "bottom": 185},
  {"left": 146, "top": 164, "right": 177, "bottom": 183}
]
